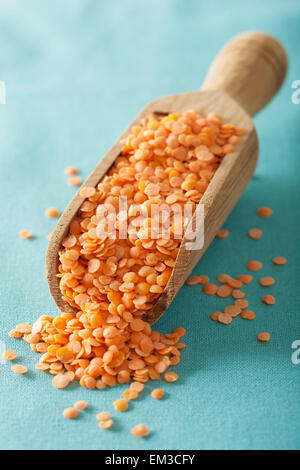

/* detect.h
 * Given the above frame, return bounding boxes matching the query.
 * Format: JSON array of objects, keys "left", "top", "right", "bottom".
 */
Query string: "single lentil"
[
  {"left": 262, "top": 295, "right": 275, "bottom": 305},
  {"left": 74, "top": 400, "right": 88, "bottom": 410},
  {"left": 247, "top": 260, "right": 263, "bottom": 271},
  {"left": 65, "top": 166, "right": 78, "bottom": 175},
  {"left": 217, "top": 313, "right": 232, "bottom": 325},
  {"left": 164, "top": 371, "right": 178, "bottom": 382},
  {"left": 45, "top": 207, "right": 60, "bottom": 218},
  {"left": 19, "top": 230, "right": 32, "bottom": 239},
  {"left": 216, "top": 229, "right": 229, "bottom": 239},
  {"left": 99, "top": 419, "right": 114, "bottom": 429},
  {"left": 257, "top": 332, "right": 270, "bottom": 342},
  {"left": 151, "top": 388, "right": 164, "bottom": 399},
  {"left": 96, "top": 411, "right": 110, "bottom": 421},
  {"left": 273, "top": 257, "right": 286, "bottom": 266},
  {"left": 2, "top": 350, "right": 17, "bottom": 361},
  {"left": 259, "top": 276, "right": 275, "bottom": 287},
  {"left": 63, "top": 408, "right": 79, "bottom": 419},
  {"left": 11, "top": 364, "right": 28, "bottom": 374},
  {"left": 113, "top": 398, "right": 128, "bottom": 412},
  {"left": 202, "top": 283, "right": 218, "bottom": 295},
  {"left": 248, "top": 228, "right": 262, "bottom": 239},
  {"left": 67, "top": 176, "right": 82, "bottom": 186},
  {"left": 131, "top": 424, "right": 150, "bottom": 437},
  {"left": 257, "top": 207, "right": 273, "bottom": 218},
  {"left": 241, "top": 310, "right": 256, "bottom": 320}
]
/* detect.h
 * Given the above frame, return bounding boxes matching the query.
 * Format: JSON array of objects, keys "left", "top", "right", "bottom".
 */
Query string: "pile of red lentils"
[{"left": 10, "top": 109, "right": 247, "bottom": 434}]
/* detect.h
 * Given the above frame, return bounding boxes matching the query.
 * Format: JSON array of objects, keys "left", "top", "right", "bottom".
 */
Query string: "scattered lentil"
[
  {"left": 96, "top": 412, "right": 110, "bottom": 421},
  {"left": 202, "top": 283, "right": 218, "bottom": 295},
  {"left": 186, "top": 275, "right": 209, "bottom": 285},
  {"left": 164, "top": 371, "right": 178, "bottom": 383},
  {"left": 19, "top": 230, "right": 32, "bottom": 239},
  {"left": 224, "top": 305, "right": 241, "bottom": 317},
  {"left": 262, "top": 295, "right": 275, "bottom": 305},
  {"left": 74, "top": 400, "right": 88, "bottom": 410},
  {"left": 237, "top": 274, "right": 253, "bottom": 284},
  {"left": 216, "top": 284, "right": 232, "bottom": 298},
  {"left": 2, "top": 350, "right": 17, "bottom": 361},
  {"left": 210, "top": 312, "right": 222, "bottom": 321},
  {"left": 131, "top": 424, "right": 150, "bottom": 438},
  {"left": 247, "top": 260, "right": 263, "bottom": 271},
  {"left": 45, "top": 207, "right": 60, "bottom": 218},
  {"left": 11, "top": 364, "right": 28, "bottom": 374},
  {"left": 151, "top": 388, "right": 164, "bottom": 399},
  {"left": 113, "top": 398, "right": 128, "bottom": 412},
  {"left": 52, "top": 374, "right": 71, "bottom": 389},
  {"left": 216, "top": 229, "right": 229, "bottom": 239},
  {"left": 65, "top": 166, "right": 78, "bottom": 176},
  {"left": 257, "top": 332, "right": 270, "bottom": 342},
  {"left": 234, "top": 299, "right": 248, "bottom": 309},
  {"left": 259, "top": 276, "right": 275, "bottom": 287},
  {"left": 241, "top": 310, "right": 256, "bottom": 320},
  {"left": 217, "top": 313, "right": 232, "bottom": 325},
  {"left": 63, "top": 408, "right": 79, "bottom": 419},
  {"left": 257, "top": 207, "right": 273, "bottom": 218},
  {"left": 67, "top": 176, "right": 82, "bottom": 186},
  {"left": 232, "top": 289, "right": 245, "bottom": 299},
  {"left": 99, "top": 419, "right": 114, "bottom": 429},
  {"left": 273, "top": 257, "right": 286, "bottom": 266},
  {"left": 248, "top": 228, "right": 262, "bottom": 239}
]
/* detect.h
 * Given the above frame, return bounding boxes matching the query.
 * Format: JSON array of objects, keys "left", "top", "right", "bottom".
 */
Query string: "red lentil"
[
  {"left": 74, "top": 400, "right": 88, "bottom": 410},
  {"left": 248, "top": 228, "right": 262, "bottom": 239},
  {"left": 246, "top": 260, "right": 263, "bottom": 271},
  {"left": 259, "top": 276, "right": 275, "bottom": 287},
  {"left": 19, "top": 230, "right": 32, "bottom": 239},
  {"left": 216, "top": 229, "right": 229, "bottom": 239},
  {"left": 45, "top": 207, "right": 60, "bottom": 218},
  {"left": 131, "top": 424, "right": 150, "bottom": 438},
  {"left": 63, "top": 408, "right": 78, "bottom": 419},
  {"left": 217, "top": 313, "right": 232, "bottom": 325},
  {"left": 67, "top": 176, "right": 82, "bottom": 186},
  {"left": 272, "top": 257, "right": 286, "bottom": 265},
  {"left": 11, "top": 364, "right": 28, "bottom": 374},
  {"left": 65, "top": 166, "right": 78, "bottom": 176},
  {"left": 257, "top": 332, "right": 270, "bottom": 342},
  {"left": 241, "top": 310, "right": 256, "bottom": 320},
  {"left": 216, "top": 284, "right": 232, "bottom": 298},
  {"left": 99, "top": 419, "right": 114, "bottom": 429},
  {"left": 237, "top": 274, "right": 253, "bottom": 284},
  {"left": 262, "top": 295, "right": 275, "bottom": 305},
  {"left": 202, "top": 283, "right": 218, "bottom": 295},
  {"left": 2, "top": 350, "right": 17, "bottom": 361},
  {"left": 164, "top": 371, "right": 178, "bottom": 383},
  {"left": 151, "top": 388, "right": 164, "bottom": 399},
  {"left": 257, "top": 207, "right": 273, "bottom": 218}
]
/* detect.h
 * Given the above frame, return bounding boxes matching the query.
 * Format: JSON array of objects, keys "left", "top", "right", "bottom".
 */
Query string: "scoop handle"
[{"left": 201, "top": 31, "right": 287, "bottom": 116}]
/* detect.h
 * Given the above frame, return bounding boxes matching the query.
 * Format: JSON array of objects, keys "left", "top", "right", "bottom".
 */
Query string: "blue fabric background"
[{"left": 0, "top": 0, "right": 299, "bottom": 450}]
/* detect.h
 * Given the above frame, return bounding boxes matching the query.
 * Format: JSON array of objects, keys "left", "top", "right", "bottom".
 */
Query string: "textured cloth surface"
[{"left": 0, "top": 0, "right": 299, "bottom": 450}]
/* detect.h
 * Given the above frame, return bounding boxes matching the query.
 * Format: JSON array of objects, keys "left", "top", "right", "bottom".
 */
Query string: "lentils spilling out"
[{"left": 13, "top": 109, "right": 243, "bottom": 389}]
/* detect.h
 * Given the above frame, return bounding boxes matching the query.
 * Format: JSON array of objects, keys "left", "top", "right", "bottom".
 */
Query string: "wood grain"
[{"left": 46, "top": 31, "right": 287, "bottom": 323}]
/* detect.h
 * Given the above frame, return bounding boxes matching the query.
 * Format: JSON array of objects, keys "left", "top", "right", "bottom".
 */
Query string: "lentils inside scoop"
[{"left": 19, "top": 110, "right": 243, "bottom": 388}]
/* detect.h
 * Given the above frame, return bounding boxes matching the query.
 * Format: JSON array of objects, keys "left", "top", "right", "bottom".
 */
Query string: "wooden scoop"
[{"left": 46, "top": 31, "right": 287, "bottom": 324}]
